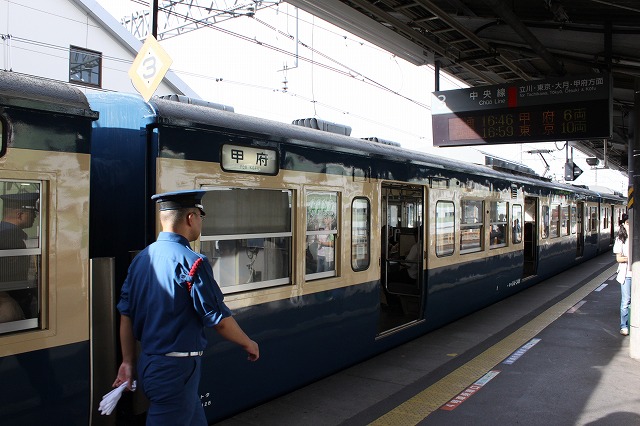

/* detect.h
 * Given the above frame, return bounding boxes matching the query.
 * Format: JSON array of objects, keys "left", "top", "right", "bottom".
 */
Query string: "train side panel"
[{"left": 0, "top": 72, "right": 95, "bottom": 425}]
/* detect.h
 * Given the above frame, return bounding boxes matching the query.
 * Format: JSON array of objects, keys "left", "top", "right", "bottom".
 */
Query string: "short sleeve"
[
  {"left": 613, "top": 238, "right": 622, "bottom": 255},
  {"left": 190, "top": 256, "right": 232, "bottom": 327},
  {"left": 116, "top": 275, "right": 131, "bottom": 316}
]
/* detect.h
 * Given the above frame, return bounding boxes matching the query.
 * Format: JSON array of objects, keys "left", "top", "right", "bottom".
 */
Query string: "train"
[{"left": 0, "top": 70, "right": 625, "bottom": 425}]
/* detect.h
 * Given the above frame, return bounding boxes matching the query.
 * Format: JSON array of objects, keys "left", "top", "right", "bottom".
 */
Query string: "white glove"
[{"left": 98, "top": 380, "right": 136, "bottom": 415}]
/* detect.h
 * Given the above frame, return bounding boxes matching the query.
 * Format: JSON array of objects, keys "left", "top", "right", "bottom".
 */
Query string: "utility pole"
[
  {"left": 630, "top": 78, "right": 640, "bottom": 359},
  {"left": 152, "top": 0, "right": 159, "bottom": 38}
]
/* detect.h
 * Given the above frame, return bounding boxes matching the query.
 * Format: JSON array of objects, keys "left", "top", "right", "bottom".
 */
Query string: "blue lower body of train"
[
  {"left": 198, "top": 244, "right": 607, "bottom": 422},
  {"left": 0, "top": 342, "right": 89, "bottom": 426}
]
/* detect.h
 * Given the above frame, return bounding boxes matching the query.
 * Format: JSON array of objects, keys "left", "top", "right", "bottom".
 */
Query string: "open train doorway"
[
  {"left": 523, "top": 197, "right": 538, "bottom": 278},
  {"left": 378, "top": 183, "right": 424, "bottom": 335}
]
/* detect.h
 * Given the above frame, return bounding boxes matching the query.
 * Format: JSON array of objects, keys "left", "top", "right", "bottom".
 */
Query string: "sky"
[{"left": 96, "top": 0, "right": 627, "bottom": 193}]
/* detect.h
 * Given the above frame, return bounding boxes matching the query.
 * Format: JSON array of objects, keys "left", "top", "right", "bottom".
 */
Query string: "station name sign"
[{"left": 431, "top": 74, "right": 612, "bottom": 147}]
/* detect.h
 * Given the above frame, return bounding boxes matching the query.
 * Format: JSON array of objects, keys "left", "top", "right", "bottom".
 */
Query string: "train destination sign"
[
  {"left": 221, "top": 144, "right": 279, "bottom": 175},
  {"left": 431, "top": 74, "right": 612, "bottom": 147}
]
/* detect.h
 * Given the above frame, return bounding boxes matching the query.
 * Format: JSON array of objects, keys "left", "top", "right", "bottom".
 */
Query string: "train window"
[
  {"left": 589, "top": 207, "right": 598, "bottom": 232},
  {"left": 512, "top": 204, "right": 522, "bottom": 243},
  {"left": 561, "top": 206, "right": 570, "bottom": 235},
  {"left": 0, "top": 181, "right": 41, "bottom": 334},
  {"left": 199, "top": 188, "right": 292, "bottom": 294},
  {"left": 541, "top": 205, "right": 549, "bottom": 239},
  {"left": 460, "top": 199, "right": 483, "bottom": 254},
  {"left": 602, "top": 207, "right": 610, "bottom": 231},
  {"left": 436, "top": 201, "right": 454, "bottom": 256},
  {"left": 489, "top": 201, "right": 507, "bottom": 248},
  {"left": 351, "top": 198, "right": 370, "bottom": 271},
  {"left": 0, "top": 116, "right": 5, "bottom": 158},
  {"left": 570, "top": 206, "right": 578, "bottom": 234},
  {"left": 69, "top": 46, "right": 102, "bottom": 87},
  {"left": 305, "top": 191, "right": 338, "bottom": 280},
  {"left": 550, "top": 205, "right": 560, "bottom": 238}
]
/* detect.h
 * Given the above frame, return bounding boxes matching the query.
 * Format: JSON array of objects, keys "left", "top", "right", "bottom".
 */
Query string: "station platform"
[{"left": 216, "top": 253, "right": 640, "bottom": 425}]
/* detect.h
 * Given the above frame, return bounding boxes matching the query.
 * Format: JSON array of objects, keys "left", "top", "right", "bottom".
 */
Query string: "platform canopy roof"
[{"left": 287, "top": 0, "right": 640, "bottom": 175}]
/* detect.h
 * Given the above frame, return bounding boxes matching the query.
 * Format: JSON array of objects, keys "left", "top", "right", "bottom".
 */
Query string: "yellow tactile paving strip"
[{"left": 370, "top": 265, "right": 617, "bottom": 426}]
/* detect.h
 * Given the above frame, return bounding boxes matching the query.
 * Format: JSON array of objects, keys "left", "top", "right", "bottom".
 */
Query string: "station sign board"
[{"left": 431, "top": 74, "right": 612, "bottom": 147}]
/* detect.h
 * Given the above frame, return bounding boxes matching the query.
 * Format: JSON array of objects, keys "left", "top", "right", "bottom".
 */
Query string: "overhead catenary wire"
[{"left": 128, "top": 1, "right": 431, "bottom": 109}]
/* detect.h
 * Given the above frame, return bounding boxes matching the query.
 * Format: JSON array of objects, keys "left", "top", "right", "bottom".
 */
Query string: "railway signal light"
[{"left": 564, "top": 160, "right": 583, "bottom": 181}]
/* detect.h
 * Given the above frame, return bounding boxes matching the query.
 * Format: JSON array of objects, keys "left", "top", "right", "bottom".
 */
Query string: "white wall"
[{"left": 0, "top": 0, "right": 196, "bottom": 96}]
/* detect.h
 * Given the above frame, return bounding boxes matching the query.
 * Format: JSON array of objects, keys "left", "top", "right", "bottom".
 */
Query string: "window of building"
[
  {"left": 305, "top": 191, "right": 338, "bottom": 279},
  {"left": 351, "top": 198, "right": 370, "bottom": 271},
  {"left": 489, "top": 201, "right": 507, "bottom": 248},
  {"left": 512, "top": 204, "right": 522, "bottom": 243},
  {"left": 436, "top": 201, "right": 454, "bottom": 256},
  {"left": 460, "top": 199, "right": 483, "bottom": 253},
  {"left": 0, "top": 180, "right": 42, "bottom": 334},
  {"left": 199, "top": 188, "right": 292, "bottom": 294},
  {"left": 69, "top": 46, "right": 102, "bottom": 87}
]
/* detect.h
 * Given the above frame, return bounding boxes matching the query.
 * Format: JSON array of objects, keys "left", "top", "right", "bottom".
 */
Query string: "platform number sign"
[{"left": 128, "top": 35, "right": 173, "bottom": 102}]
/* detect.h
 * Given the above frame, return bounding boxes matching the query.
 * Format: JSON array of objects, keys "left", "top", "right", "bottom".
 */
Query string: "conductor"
[
  {"left": 0, "top": 192, "right": 40, "bottom": 321},
  {"left": 113, "top": 190, "right": 259, "bottom": 425}
]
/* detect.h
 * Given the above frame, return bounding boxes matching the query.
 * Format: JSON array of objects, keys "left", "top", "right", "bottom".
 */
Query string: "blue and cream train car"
[
  {"left": 0, "top": 70, "right": 626, "bottom": 425},
  {"left": 0, "top": 72, "right": 97, "bottom": 423}
]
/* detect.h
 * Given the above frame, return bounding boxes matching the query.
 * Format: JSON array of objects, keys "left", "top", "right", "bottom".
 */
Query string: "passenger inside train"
[{"left": 0, "top": 191, "right": 40, "bottom": 323}]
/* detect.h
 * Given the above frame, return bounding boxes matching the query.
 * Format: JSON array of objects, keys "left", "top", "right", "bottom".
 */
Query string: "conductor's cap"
[
  {"left": 151, "top": 190, "right": 206, "bottom": 216},
  {"left": 0, "top": 192, "right": 40, "bottom": 212}
]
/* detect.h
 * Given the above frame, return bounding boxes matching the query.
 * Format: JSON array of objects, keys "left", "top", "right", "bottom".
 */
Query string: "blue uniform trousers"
[{"left": 139, "top": 353, "right": 207, "bottom": 425}]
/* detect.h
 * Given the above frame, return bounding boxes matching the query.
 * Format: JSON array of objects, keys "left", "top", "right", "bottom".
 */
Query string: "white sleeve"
[{"left": 613, "top": 238, "right": 622, "bottom": 254}]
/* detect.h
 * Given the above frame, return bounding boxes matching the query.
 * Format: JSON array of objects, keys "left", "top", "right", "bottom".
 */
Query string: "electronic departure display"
[{"left": 431, "top": 74, "right": 612, "bottom": 147}]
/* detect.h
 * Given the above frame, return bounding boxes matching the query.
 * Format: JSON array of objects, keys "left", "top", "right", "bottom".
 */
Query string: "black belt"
[{"left": 165, "top": 351, "right": 203, "bottom": 357}]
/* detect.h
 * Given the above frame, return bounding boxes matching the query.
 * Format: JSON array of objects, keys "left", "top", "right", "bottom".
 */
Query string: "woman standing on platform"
[{"left": 613, "top": 213, "right": 631, "bottom": 336}]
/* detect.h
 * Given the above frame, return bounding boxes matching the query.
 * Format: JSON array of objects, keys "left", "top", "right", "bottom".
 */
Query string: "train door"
[
  {"left": 379, "top": 183, "right": 424, "bottom": 334},
  {"left": 576, "top": 202, "right": 584, "bottom": 257},
  {"left": 523, "top": 197, "right": 538, "bottom": 277}
]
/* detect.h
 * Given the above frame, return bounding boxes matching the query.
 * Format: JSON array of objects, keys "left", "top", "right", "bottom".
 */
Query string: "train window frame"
[
  {"left": 351, "top": 197, "right": 370, "bottom": 272},
  {"left": 570, "top": 205, "right": 578, "bottom": 234},
  {"left": 541, "top": 205, "right": 550, "bottom": 239},
  {"left": 489, "top": 201, "right": 507, "bottom": 248},
  {"left": 0, "top": 116, "right": 6, "bottom": 158},
  {"left": 435, "top": 200, "right": 454, "bottom": 257},
  {"left": 550, "top": 204, "right": 561, "bottom": 238},
  {"left": 561, "top": 205, "right": 570, "bottom": 236},
  {"left": 0, "top": 180, "right": 43, "bottom": 335},
  {"left": 69, "top": 45, "right": 102, "bottom": 88},
  {"left": 589, "top": 206, "right": 598, "bottom": 232},
  {"left": 198, "top": 187, "right": 292, "bottom": 295},
  {"left": 602, "top": 207, "right": 610, "bottom": 231},
  {"left": 460, "top": 199, "right": 484, "bottom": 254},
  {"left": 305, "top": 191, "right": 339, "bottom": 280},
  {"left": 511, "top": 204, "right": 522, "bottom": 244}
]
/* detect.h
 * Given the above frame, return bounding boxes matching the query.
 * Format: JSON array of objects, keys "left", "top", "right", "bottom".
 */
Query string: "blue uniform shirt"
[{"left": 117, "top": 232, "right": 232, "bottom": 355}]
